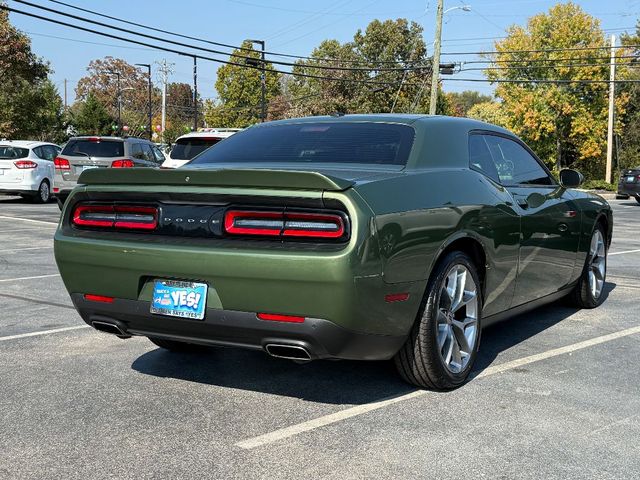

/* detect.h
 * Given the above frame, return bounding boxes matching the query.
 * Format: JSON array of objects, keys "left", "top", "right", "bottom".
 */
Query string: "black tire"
[
  {"left": 569, "top": 224, "right": 607, "bottom": 308},
  {"left": 635, "top": 196, "right": 640, "bottom": 205},
  {"left": 394, "top": 251, "right": 482, "bottom": 390},
  {"left": 615, "top": 194, "right": 629, "bottom": 199},
  {"left": 32, "top": 180, "right": 51, "bottom": 204},
  {"left": 148, "top": 337, "right": 206, "bottom": 352}
]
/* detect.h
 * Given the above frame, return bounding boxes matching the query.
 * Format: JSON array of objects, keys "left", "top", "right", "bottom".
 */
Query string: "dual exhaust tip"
[{"left": 90, "top": 320, "right": 312, "bottom": 361}]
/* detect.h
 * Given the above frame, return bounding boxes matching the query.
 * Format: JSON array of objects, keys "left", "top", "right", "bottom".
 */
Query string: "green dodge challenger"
[{"left": 54, "top": 115, "right": 612, "bottom": 390}]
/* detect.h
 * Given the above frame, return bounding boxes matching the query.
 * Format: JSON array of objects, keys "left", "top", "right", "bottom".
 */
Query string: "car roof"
[
  {"left": 175, "top": 129, "right": 241, "bottom": 141},
  {"left": 0, "top": 140, "right": 58, "bottom": 148},
  {"left": 68, "top": 136, "right": 153, "bottom": 143}
]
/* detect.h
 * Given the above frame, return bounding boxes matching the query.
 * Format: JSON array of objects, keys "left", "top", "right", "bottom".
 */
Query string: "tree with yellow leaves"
[{"left": 486, "top": 2, "right": 629, "bottom": 179}]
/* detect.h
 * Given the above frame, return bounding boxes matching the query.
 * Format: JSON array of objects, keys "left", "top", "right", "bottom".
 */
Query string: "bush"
[{"left": 582, "top": 180, "right": 616, "bottom": 191}]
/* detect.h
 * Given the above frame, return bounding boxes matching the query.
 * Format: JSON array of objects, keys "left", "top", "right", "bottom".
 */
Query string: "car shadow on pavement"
[{"left": 131, "top": 282, "right": 616, "bottom": 404}]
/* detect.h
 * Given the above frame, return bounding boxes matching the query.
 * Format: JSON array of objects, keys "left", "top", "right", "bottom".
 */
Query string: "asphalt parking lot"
[{"left": 0, "top": 196, "right": 639, "bottom": 479}]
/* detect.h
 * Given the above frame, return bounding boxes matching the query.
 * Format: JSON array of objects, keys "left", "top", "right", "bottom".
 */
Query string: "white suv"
[
  {"left": 161, "top": 129, "right": 240, "bottom": 169},
  {"left": 0, "top": 141, "right": 60, "bottom": 203}
]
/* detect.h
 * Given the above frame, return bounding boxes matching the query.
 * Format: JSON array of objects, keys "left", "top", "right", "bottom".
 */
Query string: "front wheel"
[
  {"left": 394, "top": 251, "right": 482, "bottom": 390},
  {"left": 569, "top": 225, "right": 607, "bottom": 308}
]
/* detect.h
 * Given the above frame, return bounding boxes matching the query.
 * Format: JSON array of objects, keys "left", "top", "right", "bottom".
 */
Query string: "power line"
[
  {"left": 44, "top": 0, "right": 423, "bottom": 66},
  {"left": 18, "top": 0, "right": 429, "bottom": 73},
  {"left": 442, "top": 44, "right": 640, "bottom": 56},
  {"left": 443, "top": 78, "right": 640, "bottom": 84},
  {"left": 459, "top": 61, "right": 640, "bottom": 72},
  {"left": 2, "top": 5, "right": 429, "bottom": 87},
  {"left": 458, "top": 54, "right": 639, "bottom": 65}
]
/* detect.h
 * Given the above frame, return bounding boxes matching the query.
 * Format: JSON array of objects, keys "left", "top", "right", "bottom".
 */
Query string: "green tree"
[
  {"left": 69, "top": 92, "right": 114, "bottom": 136},
  {"left": 0, "top": 5, "right": 65, "bottom": 141},
  {"left": 617, "top": 26, "right": 640, "bottom": 172},
  {"left": 485, "top": 2, "right": 628, "bottom": 178},
  {"left": 467, "top": 101, "right": 508, "bottom": 127},
  {"left": 204, "top": 41, "right": 281, "bottom": 127},
  {"left": 287, "top": 19, "right": 431, "bottom": 117}
]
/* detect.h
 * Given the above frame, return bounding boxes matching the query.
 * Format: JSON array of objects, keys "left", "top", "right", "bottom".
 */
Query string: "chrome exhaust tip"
[
  {"left": 91, "top": 320, "right": 131, "bottom": 339},
  {"left": 265, "top": 344, "right": 312, "bottom": 361}
]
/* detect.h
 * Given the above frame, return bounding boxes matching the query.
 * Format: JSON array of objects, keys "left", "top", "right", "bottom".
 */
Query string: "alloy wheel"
[
  {"left": 588, "top": 229, "right": 606, "bottom": 299},
  {"left": 436, "top": 264, "right": 479, "bottom": 374},
  {"left": 39, "top": 182, "right": 50, "bottom": 202}
]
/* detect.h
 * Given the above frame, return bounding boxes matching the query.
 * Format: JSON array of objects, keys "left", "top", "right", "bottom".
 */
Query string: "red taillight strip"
[
  {"left": 84, "top": 294, "right": 114, "bottom": 303},
  {"left": 224, "top": 210, "right": 346, "bottom": 239},
  {"left": 283, "top": 212, "right": 344, "bottom": 238},
  {"left": 385, "top": 293, "right": 410, "bottom": 303},
  {"left": 72, "top": 204, "right": 158, "bottom": 230},
  {"left": 14, "top": 160, "right": 38, "bottom": 169},
  {"left": 257, "top": 313, "right": 305, "bottom": 323},
  {"left": 54, "top": 157, "right": 70, "bottom": 170},
  {"left": 224, "top": 210, "right": 283, "bottom": 236}
]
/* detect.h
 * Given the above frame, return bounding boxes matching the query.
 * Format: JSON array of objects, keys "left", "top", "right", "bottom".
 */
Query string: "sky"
[{"left": 7, "top": 0, "right": 640, "bottom": 105}]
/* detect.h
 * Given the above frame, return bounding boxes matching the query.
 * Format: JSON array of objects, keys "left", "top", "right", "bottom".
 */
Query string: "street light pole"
[
  {"left": 135, "top": 63, "right": 152, "bottom": 141},
  {"left": 248, "top": 39, "right": 266, "bottom": 122},
  {"left": 428, "top": 3, "right": 470, "bottom": 115}
]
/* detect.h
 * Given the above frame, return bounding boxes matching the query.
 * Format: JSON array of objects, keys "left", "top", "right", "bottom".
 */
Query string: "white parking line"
[
  {"left": 235, "top": 325, "right": 640, "bottom": 450},
  {"left": 0, "top": 215, "right": 58, "bottom": 225},
  {"left": 0, "top": 227, "right": 57, "bottom": 233},
  {"left": 0, "top": 325, "right": 90, "bottom": 342},
  {"left": 0, "top": 273, "right": 60, "bottom": 283},
  {"left": 609, "top": 249, "right": 640, "bottom": 256}
]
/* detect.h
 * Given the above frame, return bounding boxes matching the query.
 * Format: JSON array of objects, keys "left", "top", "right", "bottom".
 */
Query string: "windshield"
[
  {"left": 187, "top": 122, "right": 415, "bottom": 166},
  {"left": 62, "top": 140, "right": 124, "bottom": 158},
  {"left": 171, "top": 138, "right": 223, "bottom": 160},
  {"left": 0, "top": 146, "right": 29, "bottom": 159}
]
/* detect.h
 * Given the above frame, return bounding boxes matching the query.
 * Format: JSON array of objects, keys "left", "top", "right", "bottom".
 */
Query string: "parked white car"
[
  {"left": 161, "top": 129, "right": 240, "bottom": 169},
  {"left": 0, "top": 141, "right": 60, "bottom": 203}
]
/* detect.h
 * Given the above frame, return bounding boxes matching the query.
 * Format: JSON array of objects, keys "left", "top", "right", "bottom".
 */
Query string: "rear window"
[
  {"left": 188, "top": 122, "right": 415, "bottom": 166},
  {"left": 62, "top": 140, "right": 124, "bottom": 158},
  {"left": 171, "top": 138, "right": 223, "bottom": 160},
  {"left": 0, "top": 146, "right": 29, "bottom": 159}
]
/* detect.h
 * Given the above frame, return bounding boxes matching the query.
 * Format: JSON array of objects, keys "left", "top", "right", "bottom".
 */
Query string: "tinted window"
[
  {"left": 188, "top": 123, "right": 415, "bottom": 166},
  {"left": 37, "top": 145, "right": 57, "bottom": 161},
  {"left": 469, "top": 135, "right": 499, "bottom": 183},
  {"left": 171, "top": 137, "right": 223, "bottom": 161},
  {"left": 0, "top": 146, "right": 29, "bottom": 159},
  {"left": 130, "top": 143, "right": 144, "bottom": 160},
  {"left": 151, "top": 146, "right": 165, "bottom": 163},
  {"left": 62, "top": 140, "right": 124, "bottom": 158},
  {"left": 483, "top": 135, "right": 552, "bottom": 186},
  {"left": 141, "top": 143, "right": 155, "bottom": 162}
]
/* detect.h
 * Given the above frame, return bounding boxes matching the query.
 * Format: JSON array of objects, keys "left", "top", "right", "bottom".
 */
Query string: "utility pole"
[
  {"left": 428, "top": 0, "right": 444, "bottom": 115},
  {"left": 156, "top": 59, "right": 174, "bottom": 143},
  {"left": 606, "top": 34, "right": 616, "bottom": 184},
  {"left": 135, "top": 63, "right": 152, "bottom": 141},
  {"left": 193, "top": 57, "right": 198, "bottom": 131},
  {"left": 248, "top": 39, "right": 266, "bottom": 122},
  {"left": 64, "top": 79, "right": 67, "bottom": 110}
]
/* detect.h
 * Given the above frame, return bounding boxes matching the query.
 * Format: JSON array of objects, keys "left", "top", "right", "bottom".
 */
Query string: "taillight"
[
  {"left": 224, "top": 210, "right": 346, "bottom": 240},
  {"left": 111, "top": 159, "right": 135, "bottom": 168},
  {"left": 14, "top": 160, "right": 38, "bottom": 169},
  {"left": 54, "top": 157, "right": 70, "bottom": 170},
  {"left": 72, "top": 204, "right": 158, "bottom": 230}
]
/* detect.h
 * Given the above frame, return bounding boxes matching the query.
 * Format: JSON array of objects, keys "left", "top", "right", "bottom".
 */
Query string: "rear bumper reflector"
[{"left": 257, "top": 313, "right": 305, "bottom": 323}]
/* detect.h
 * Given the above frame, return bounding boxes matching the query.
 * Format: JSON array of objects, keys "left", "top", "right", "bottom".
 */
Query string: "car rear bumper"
[
  {"left": 71, "top": 294, "right": 407, "bottom": 360},
  {"left": 619, "top": 183, "right": 640, "bottom": 196}
]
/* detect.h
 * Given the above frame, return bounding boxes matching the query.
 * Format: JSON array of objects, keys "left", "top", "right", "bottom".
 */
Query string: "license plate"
[
  {"left": 627, "top": 176, "right": 636, "bottom": 182},
  {"left": 150, "top": 280, "right": 208, "bottom": 320},
  {"left": 83, "top": 165, "right": 100, "bottom": 171}
]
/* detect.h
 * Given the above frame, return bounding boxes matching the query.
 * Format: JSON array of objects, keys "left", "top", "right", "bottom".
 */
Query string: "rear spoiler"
[{"left": 78, "top": 168, "right": 355, "bottom": 191}]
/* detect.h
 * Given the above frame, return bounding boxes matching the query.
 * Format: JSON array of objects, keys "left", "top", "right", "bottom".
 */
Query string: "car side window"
[
  {"left": 130, "top": 143, "right": 144, "bottom": 160},
  {"left": 151, "top": 146, "right": 165, "bottom": 164},
  {"left": 41, "top": 146, "right": 57, "bottom": 161},
  {"left": 141, "top": 143, "right": 156, "bottom": 163},
  {"left": 469, "top": 134, "right": 500, "bottom": 184},
  {"left": 482, "top": 135, "right": 553, "bottom": 186},
  {"left": 33, "top": 146, "right": 45, "bottom": 160}
]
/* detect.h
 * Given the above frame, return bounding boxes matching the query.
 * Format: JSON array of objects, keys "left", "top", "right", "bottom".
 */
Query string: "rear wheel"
[
  {"left": 148, "top": 337, "right": 206, "bottom": 352},
  {"left": 32, "top": 180, "right": 50, "bottom": 204},
  {"left": 394, "top": 251, "right": 482, "bottom": 390},
  {"left": 569, "top": 224, "right": 607, "bottom": 308}
]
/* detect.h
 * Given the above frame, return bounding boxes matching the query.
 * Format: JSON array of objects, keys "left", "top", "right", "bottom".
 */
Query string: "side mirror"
[{"left": 559, "top": 169, "right": 584, "bottom": 188}]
